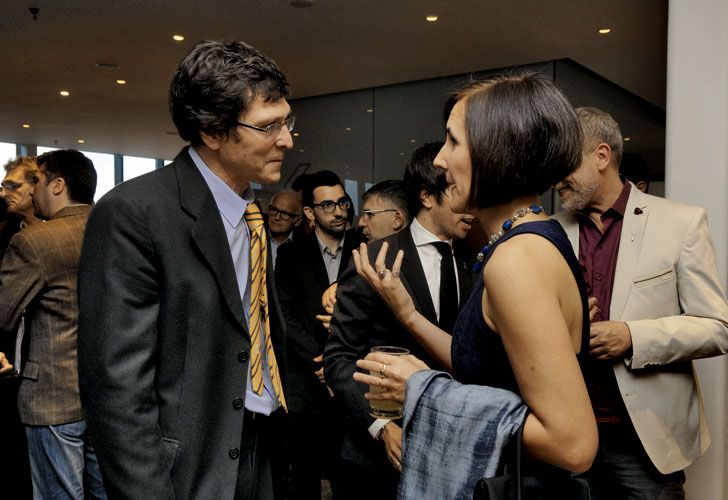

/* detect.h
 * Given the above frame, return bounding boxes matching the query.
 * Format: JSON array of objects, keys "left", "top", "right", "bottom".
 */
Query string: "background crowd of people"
[{"left": 1, "top": 39, "right": 727, "bottom": 500}]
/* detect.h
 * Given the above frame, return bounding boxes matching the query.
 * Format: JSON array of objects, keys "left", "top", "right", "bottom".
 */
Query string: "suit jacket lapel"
[
  {"left": 304, "top": 232, "right": 331, "bottom": 292},
  {"left": 611, "top": 185, "right": 648, "bottom": 320},
  {"left": 338, "top": 229, "right": 360, "bottom": 280},
  {"left": 176, "top": 149, "right": 247, "bottom": 330},
  {"left": 399, "top": 228, "right": 438, "bottom": 324}
]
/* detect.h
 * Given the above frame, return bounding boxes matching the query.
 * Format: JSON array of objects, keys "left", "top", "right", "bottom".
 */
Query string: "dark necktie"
[{"left": 432, "top": 241, "right": 458, "bottom": 333}]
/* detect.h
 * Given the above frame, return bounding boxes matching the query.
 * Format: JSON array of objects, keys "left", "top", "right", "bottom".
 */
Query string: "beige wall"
[{"left": 666, "top": 1, "right": 728, "bottom": 498}]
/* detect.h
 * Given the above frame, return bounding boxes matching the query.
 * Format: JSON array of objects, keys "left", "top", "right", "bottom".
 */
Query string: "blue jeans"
[
  {"left": 25, "top": 420, "right": 107, "bottom": 500},
  {"left": 579, "top": 422, "right": 686, "bottom": 500}
]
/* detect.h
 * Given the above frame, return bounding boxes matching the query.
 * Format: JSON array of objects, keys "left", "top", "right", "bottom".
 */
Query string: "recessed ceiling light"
[
  {"left": 288, "top": 0, "right": 314, "bottom": 6},
  {"left": 345, "top": 127, "right": 352, "bottom": 131},
  {"left": 60, "top": 90, "right": 70, "bottom": 96},
  {"left": 172, "top": 34, "right": 185, "bottom": 41},
  {"left": 366, "top": 108, "right": 374, "bottom": 113},
  {"left": 116, "top": 79, "right": 126, "bottom": 85},
  {"left": 410, "top": 139, "right": 416, "bottom": 143},
  {"left": 21, "top": 123, "right": 30, "bottom": 129},
  {"left": 624, "top": 137, "right": 631, "bottom": 142},
  {"left": 598, "top": 28, "right": 611, "bottom": 34},
  {"left": 399, "top": 152, "right": 404, "bottom": 156},
  {"left": 299, "top": 149, "right": 305, "bottom": 153},
  {"left": 78, "top": 139, "right": 85, "bottom": 144},
  {"left": 426, "top": 15, "right": 438, "bottom": 22},
  {"left": 293, "top": 132, "right": 300, "bottom": 137}
]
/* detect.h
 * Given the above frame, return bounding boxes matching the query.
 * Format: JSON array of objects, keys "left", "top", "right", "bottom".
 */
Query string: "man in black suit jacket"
[
  {"left": 78, "top": 40, "right": 294, "bottom": 500},
  {"left": 324, "top": 143, "right": 475, "bottom": 499},
  {"left": 275, "top": 169, "right": 362, "bottom": 498}
]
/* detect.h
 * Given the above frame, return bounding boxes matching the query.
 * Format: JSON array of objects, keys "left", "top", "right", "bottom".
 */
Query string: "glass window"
[
  {"left": 0, "top": 142, "right": 16, "bottom": 166},
  {"left": 123, "top": 155, "right": 155, "bottom": 181},
  {"left": 37, "top": 146, "right": 59, "bottom": 155},
  {"left": 80, "top": 151, "right": 115, "bottom": 201}
]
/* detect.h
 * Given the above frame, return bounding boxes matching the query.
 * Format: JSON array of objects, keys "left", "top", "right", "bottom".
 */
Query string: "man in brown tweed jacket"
[{"left": 0, "top": 149, "right": 106, "bottom": 499}]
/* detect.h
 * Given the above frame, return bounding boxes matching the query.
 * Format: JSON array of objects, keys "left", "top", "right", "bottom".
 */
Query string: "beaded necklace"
[{"left": 473, "top": 204, "right": 545, "bottom": 272}]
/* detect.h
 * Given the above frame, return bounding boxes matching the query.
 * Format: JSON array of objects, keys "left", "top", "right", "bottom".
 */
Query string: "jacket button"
[
  {"left": 229, "top": 447, "right": 240, "bottom": 459},
  {"left": 233, "top": 398, "right": 244, "bottom": 410},
  {"left": 238, "top": 351, "right": 249, "bottom": 362}
]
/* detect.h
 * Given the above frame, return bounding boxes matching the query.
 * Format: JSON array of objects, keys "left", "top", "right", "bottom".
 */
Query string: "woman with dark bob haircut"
[{"left": 351, "top": 73, "right": 597, "bottom": 491}]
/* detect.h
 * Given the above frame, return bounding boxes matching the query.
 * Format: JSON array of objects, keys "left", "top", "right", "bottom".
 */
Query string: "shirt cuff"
[{"left": 368, "top": 418, "right": 390, "bottom": 440}]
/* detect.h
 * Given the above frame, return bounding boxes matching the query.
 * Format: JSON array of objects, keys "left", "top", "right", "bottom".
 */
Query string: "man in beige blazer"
[
  {"left": 0, "top": 149, "right": 106, "bottom": 499},
  {"left": 553, "top": 107, "right": 728, "bottom": 499}
]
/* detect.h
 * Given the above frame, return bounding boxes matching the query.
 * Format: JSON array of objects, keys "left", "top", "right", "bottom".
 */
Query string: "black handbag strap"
[{"left": 515, "top": 423, "right": 524, "bottom": 500}]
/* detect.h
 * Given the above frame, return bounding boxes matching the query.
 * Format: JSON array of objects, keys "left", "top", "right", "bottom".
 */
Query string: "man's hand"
[
  {"left": 589, "top": 321, "right": 632, "bottom": 360},
  {"left": 381, "top": 422, "right": 403, "bottom": 473},
  {"left": 588, "top": 296, "right": 599, "bottom": 322},
  {"left": 0, "top": 352, "right": 14, "bottom": 377},
  {"left": 322, "top": 283, "right": 338, "bottom": 315},
  {"left": 313, "top": 354, "right": 325, "bottom": 384},
  {"left": 315, "top": 314, "right": 332, "bottom": 332}
]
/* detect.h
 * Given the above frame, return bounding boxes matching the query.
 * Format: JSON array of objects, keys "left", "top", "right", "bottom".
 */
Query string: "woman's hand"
[
  {"left": 352, "top": 242, "right": 417, "bottom": 325},
  {"left": 353, "top": 352, "right": 430, "bottom": 404}
]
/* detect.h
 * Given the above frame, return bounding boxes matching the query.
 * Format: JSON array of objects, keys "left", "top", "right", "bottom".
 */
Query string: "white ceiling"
[{"left": 0, "top": 0, "right": 667, "bottom": 160}]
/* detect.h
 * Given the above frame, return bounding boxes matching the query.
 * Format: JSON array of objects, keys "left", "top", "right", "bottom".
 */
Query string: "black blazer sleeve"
[{"left": 78, "top": 190, "right": 173, "bottom": 499}]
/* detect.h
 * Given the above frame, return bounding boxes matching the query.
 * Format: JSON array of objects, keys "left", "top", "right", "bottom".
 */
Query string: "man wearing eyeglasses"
[
  {"left": 78, "top": 40, "right": 293, "bottom": 500},
  {"left": 275, "top": 169, "right": 362, "bottom": 499},
  {"left": 358, "top": 180, "right": 409, "bottom": 243},
  {"left": 267, "top": 189, "right": 302, "bottom": 270},
  {"left": 324, "top": 142, "right": 475, "bottom": 499}
]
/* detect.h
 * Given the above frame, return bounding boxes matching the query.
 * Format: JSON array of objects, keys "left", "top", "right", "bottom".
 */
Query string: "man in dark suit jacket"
[
  {"left": 324, "top": 143, "right": 475, "bottom": 499},
  {"left": 78, "top": 40, "right": 294, "bottom": 500},
  {"left": 275, "top": 169, "right": 361, "bottom": 498},
  {"left": 0, "top": 149, "right": 104, "bottom": 498}
]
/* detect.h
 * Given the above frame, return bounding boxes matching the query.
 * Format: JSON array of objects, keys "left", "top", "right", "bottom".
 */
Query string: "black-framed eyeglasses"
[
  {"left": 237, "top": 115, "right": 295, "bottom": 138},
  {"left": 312, "top": 197, "right": 351, "bottom": 213},
  {"left": 361, "top": 208, "right": 398, "bottom": 220},
  {"left": 269, "top": 205, "right": 300, "bottom": 221}
]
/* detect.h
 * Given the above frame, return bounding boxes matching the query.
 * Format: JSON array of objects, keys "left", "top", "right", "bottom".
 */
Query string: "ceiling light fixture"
[
  {"left": 426, "top": 15, "right": 438, "bottom": 22},
  {"left": 624, "top": 137, "right": 631, "bottom": 142},
  {"left": 22, "top": 124, "right": 30, "bottom": 129},
  {"left": 293, "top": 132, "right": 300, "bottom": 137},
  {"left": 598, "top": 28, "right": 611, "bottom": 34},
  {"left": 345, "top": 127, "right": 352, "bottom": 131},
  {"left": 78, "top": 139, "right": 85, "bottom": 144},
  {"left": 288, "top": 0, "right": 314, "bottom": 7},
  {"left": 173, "top": 34, "right": 185, "bottom": 41},
  {"left": 366, "top": 108, "right": 374, "bottom": 113},
  {"left": 60, "top": 90, "right": 70, "bottom": 96},
  {"left": 116, "top": 79, "right": 127, "bottom": 85}
]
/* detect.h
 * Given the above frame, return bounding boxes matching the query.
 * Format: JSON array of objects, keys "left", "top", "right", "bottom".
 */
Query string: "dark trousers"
[
  {"left": 235, "top": 410, "right": 278, "bottom": 500},
  {"left": 579, "top": 422, "right": 686, "bottom": 500},
  {"left": 287, "top": 411, "right": 344, "bottom": 500},
  {"left": 336, "top": 458, "right": 400, "bottom": 500}
]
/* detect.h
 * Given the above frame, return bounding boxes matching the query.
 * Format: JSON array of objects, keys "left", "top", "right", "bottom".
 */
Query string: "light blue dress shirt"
[{"left": 189, "top": 147, "right": 279, "bottom": 415}]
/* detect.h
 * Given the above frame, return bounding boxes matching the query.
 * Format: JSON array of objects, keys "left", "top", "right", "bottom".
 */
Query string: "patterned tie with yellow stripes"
[{"left": 243, "top": 201, "right": 287, "bottom": 411}]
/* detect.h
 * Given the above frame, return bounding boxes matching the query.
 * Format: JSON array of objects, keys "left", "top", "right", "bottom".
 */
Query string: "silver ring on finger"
[
  {"left": 392, "top": 271, "right": 399, "bottom": 278},
  {"left": 377, "top": 376, "right": 383, "bottom": 388},
  {"left": 379, "top": 363, "right": 387, "bottom": 377}
]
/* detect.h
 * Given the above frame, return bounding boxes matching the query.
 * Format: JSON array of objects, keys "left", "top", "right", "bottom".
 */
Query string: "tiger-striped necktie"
[{"left": 243, "top": 202, "right": 287, "bottom": 411}]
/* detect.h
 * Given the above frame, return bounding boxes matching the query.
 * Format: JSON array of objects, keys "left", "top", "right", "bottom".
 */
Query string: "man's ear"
[
  {"left": 200, "top": 130, "right": 223, "bottom": 151},
  {"left": 594, "top": 143, "right": 613, "bottom": 172},
  {"left": 392, "top": 210, "right": 406, "bottom": 232},
  {"left": 51, "top": 176, "right": 66, "bottom": 196},
  {"left": 303, "top": 206, "right": 315, "bottom": 223},
  {"left": 419, "top": 189, "right": 434, "bottom": 210}
]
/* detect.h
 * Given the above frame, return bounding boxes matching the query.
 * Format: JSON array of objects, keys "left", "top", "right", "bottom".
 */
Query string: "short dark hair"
[
  {"left": 455, "top": 73, "right": 582, "bottom": 208},
  {"left": 301, "top": 170, "right": 345, "bottom": 208},
  {"left": 169, "top": 40, "right": 290, "bottom": 145},
  {"left": 361, "top": 180, "right": 409, "bottom": 221},
  {"left": 36, "top": 149, "right": 97, "bottom": 204},
  {"left": 4, "top": 156, "right": 39, "bottom": 185},
  {"left": 403, "top": 141, "right": 447, "bottom": 217}
]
